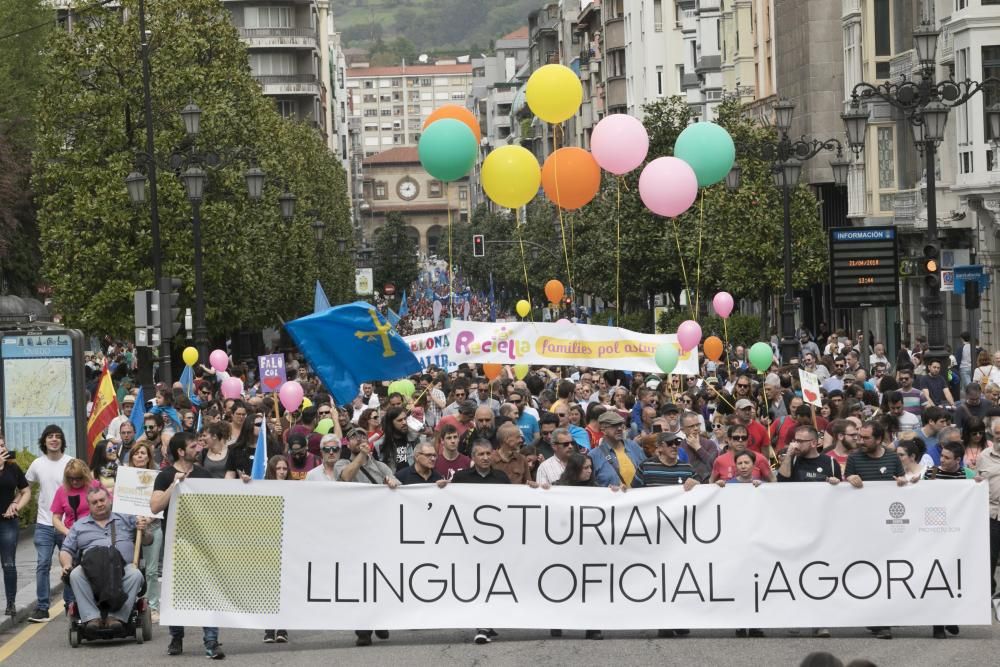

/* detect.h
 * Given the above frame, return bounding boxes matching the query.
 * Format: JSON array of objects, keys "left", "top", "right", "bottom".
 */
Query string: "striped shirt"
[
  {"left": 633, "top": 457, "right": 696, "bottom": 488},
  {"left": 844, "top": 448, "right": 903, "bottom": 481},
  {"left": 923, "top": 466, "right": 967, "bottom": 480}
]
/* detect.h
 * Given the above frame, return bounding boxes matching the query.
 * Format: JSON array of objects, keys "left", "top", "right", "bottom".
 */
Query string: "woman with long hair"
[
  {"left": 376, "top": 406, "right": 416, "bottom": 471},
  {"left": 51, "top": 459, "right": 100, "bottom": 537},
  {"left": 556, "top": 453, "right": 596, "bottom": 487},
  {"left": 225, "top": 409, "right": 260, "bottom": 479},
  {"left": 961, "top": 416, "right": 988, "bottom": 474},
  {"left": 89, "top": 440, "right": 120, "bottom": 492},
  {"left": 896, "top": 438, "right": 928, "bottom": 484},
  {"left": 127, "top": 442, "right": 163, "bottom": 622},
  {"left": 262, "top": 454, "right": 290, "bottom": 644},
  {"left": 200, "top": 421, "right": 231, "bottom": 479},
  {"left": 0, "top": 433, "right": 30, "bottom": 616}
]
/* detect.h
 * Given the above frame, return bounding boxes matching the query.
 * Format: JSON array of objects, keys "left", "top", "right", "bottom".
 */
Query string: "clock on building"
[{"left": 397, "top": 177, "right": 419, "bottom": 201}]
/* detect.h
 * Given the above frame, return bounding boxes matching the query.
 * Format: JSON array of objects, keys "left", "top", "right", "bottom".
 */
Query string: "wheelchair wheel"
[
  {"left": 141, "top": 606, "right": 152, "bottom": 641},
  {"left": 68, "top": 626, "right": 80, "bottom": 648},
  {"left": 135, "top": 624, "right": 144, "bottom": 644}
]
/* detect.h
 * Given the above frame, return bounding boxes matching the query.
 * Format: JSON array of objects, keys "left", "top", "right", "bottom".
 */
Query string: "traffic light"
[
  {"left": 472, "top": 234, "right": 485, "bottom": 257},
  {"left": 158, "top": 276, "right": 183, "bottom": 341},
  {"left": 922, "top": 243, "right": 940, "bottom": 289}
]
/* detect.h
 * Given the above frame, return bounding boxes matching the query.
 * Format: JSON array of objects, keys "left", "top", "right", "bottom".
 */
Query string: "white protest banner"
[
  {"left": 160, "top": 480, "right": 990, "bottom": 630},
  {"left": 402, "top": 329, "right": 456, "bottom": 372},
  {"left": 111, "top": 465, "right": 163, "bottom": 519},
  {"left": 799, "top": 369, "right": 822, "bottom": 407},
  {"left": 447, "top": 320, "right": 699, "bottom": 375}
]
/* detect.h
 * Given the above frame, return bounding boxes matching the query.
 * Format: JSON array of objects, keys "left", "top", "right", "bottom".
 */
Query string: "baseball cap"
[
  {"left": 656, "top": 431, "right": 685, "bottom": 445},
  {"left": 597, "top": 411, "right": 625, "bottom": 426},
  {"left": 645, "top": 378, "right": 661, "bottom": 390},
  {"left": 735, "top": 398, "right": 755, "bottom": 410},
  {"left": 122, "top": 395, "right": 136, "bottom": 404},
  {"left": 661, "top": 402, "right": 680, "bottom": 415},
  {"left": 347, "top": 426, "right": 367, "bottom": 439}
]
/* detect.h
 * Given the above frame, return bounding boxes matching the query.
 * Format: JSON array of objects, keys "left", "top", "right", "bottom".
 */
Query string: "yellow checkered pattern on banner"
[{"left": 172, "top": 494, "right": 284, "bottom": 613}]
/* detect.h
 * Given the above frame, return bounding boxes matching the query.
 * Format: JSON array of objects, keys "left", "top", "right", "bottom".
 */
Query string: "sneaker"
[
  {"left": 263, "top": 630, "right": 276, "bottom": 643},
  {"left": 932, "top": 626, "right": 946, "bottom": 639},
  {"left": 673, "top": 629, "right": 690, "bottom": 636},
  {"left": 485, "top": 629, "right": 498, "bottom": 638},
  {"left": 945, "top": 625, "right": 959, "bottom": 635},
  {"left": 27, "top": 609, "right": 50, "bottom": 623},
  {"left": 205, "top": 641, "right": 225, "bottom": 660},
  {"left": 549, "top": 629, "right": 562, "bottom": 637},
  {"left": 374, "top": 630, "right": 389, "bottom": 640},
  {"left": 276, "top": 630, "right": 288, "bottom": 643},
  {"left": 813, "top": 628, "right": 831, "bottom": 638},
  {"left": 585, "top": 630, "right": 603, "bottom": 640},
  {"left": 4, "top": 603, "right": 15, "bottom": 616},
  {"left": 168, "top": 637, "right": 183, "bottom": 656},
  {"left": 355, "top": 635, "right": 372, "bottom": 647},
  {"left": 735, "top": 629, "right": 747, "bottom": 637},
  {"left": 874, "top": 627, "right": 893, "bottom": 640},
  {"left": 474, "top": 632, "right": 490, "bottom": 645},
  {"left": 748, "top": 629, "right": 765, "bottom": 638}
]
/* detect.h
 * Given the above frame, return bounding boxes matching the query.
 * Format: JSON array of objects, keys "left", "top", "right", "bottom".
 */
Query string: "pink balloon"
[
  {"left": 638, "top": 157, "right": 698, "bottom": 217},
  {"left": 556, "top": 318, "right": 570, "bottom": 325},
  {"left": 209, "top": 349, "right": 229, "bottom": 372},
  {"left": 676, "top": 320, "right": 703, "bottom": 352},
  {"left": 591, "top": 114, "right": 649, "bottom": 175},
  {"left": 713, "top": 291, "right": 735, "bottom": 318},
  {"left": 278, "top": 381, "right": 304, "bottom": 412},
  {"left": 220, "top": 376, "right": 243, "bottom": 399}
]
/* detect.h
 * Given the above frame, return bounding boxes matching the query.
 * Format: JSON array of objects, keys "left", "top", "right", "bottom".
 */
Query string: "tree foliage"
[
  {"left": 373, "top": 212, "right": 419, "bottom": 293},
  {"left": 32, "top": 0, "right": 353, "bottom": 339},
  {"left": 451, "top": 97, "right": 828, "bottom": 331}
]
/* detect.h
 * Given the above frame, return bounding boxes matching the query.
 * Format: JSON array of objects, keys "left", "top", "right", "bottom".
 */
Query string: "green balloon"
[
  {"left": 398, "top": 379, "right": 416, "bottom": 399},
  {"left": 654, "top": 343, "right": 679, "bottom": 374},
  {"left": 749, "top": 342, "right": 774, "bottom": 372},
  {"left": 674, "top": 122, "right": 736, "bottom": 187},
  {"left": 418, "top": 118, "right": 478, "bottom": 182}
]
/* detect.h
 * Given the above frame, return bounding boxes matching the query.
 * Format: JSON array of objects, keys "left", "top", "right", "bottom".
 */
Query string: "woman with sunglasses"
[
  {"left": 51, "top": 459, "right": 101, "bottom": 538},
  {"left": 88, "top": 440, "right": 120, "bottom": 493},
  {"left": 0, "top": 434, "right": 30, "bottom": 616},
  {"left": 961, "top": 416, "right": 988, "bottom": 474},
  {"left": 127, "top": 442, "right": 163, "bottom": 622}
]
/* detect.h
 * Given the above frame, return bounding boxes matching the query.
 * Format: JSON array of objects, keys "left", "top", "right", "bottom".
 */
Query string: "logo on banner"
[
  {"left": 886, "top": 502, "right": 909, "bottom": 533},
  {"left": 920, "top": 506, "right": 959, "bottom": 534}
]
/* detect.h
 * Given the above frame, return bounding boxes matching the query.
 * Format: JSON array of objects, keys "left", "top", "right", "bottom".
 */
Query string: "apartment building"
[{"left": 345, "top": 63, "right": 474, "bottom": 158}]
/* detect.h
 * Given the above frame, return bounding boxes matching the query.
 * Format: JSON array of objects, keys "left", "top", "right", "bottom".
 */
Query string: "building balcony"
[
  {"left": 605, "top": 17, "right": 625, "bottom": 50},
  {"left": 494, "top": 115, "right": 511, "bottom": 128},
  {"left": 606, "top": 76, "right": 626, "bottom": 109},
  {"left": 889, "top": 50, "right": 917, "bottom": 81},
  {"left": 893, "top": 188, "right": 921, "bottom": 224},
  {"left": 681, "top": 72, "right": 700, "bottom": 90},
  {"left": 695, "top": 55, "right": 721, "bottom": 75},
  {"left": 578, "top": 0, "right": 601, "bottom": 24},
  {"left": 237, "top": 27, "right": 318, "bottom": 50},
  {"left": 255, "top": 74, "right": 321, "bottom": 96},
  {"left": 841, "top": 0, "right": 861, "bottom": 19},
  {"left": 580, "top": 100, "right": 594, "bottom": 129},
  {"left": 938, "top": 22, "right": 954, "bottom": 64}
]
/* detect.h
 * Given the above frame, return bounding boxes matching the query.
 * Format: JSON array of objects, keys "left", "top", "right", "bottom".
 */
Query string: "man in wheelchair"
[{"left": 58, "top": 486, "right": 152, "bottom": 631}]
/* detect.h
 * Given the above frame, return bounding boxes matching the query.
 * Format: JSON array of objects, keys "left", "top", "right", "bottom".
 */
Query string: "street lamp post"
[
  {"left": 726, "top": 101, "right": 850, "bottom": 364},
  {"left": 842, "top": 20, "right": 1000, "bottom": 366}
]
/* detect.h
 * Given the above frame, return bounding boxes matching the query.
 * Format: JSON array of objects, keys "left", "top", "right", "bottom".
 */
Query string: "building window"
[
  {"left": 428, "top": 180, "right": 443, "bottom": 198},
  {"left": 653, "top": 0, "right": 663, "bottom": 31},
  {"left": 363, "top": 80, "right": 374, "bottom": 89},
  {"left": 656, "top": 66, "right": 663, "bottom": 95},
  {"left": 451, "top": 92, "right": 465, "bottom": 100},
  {"left": 364, "top": 109, "right": 378, "bottom": 117},
  {"left": 873, "top": 0, "right": 890, "bottom": 57},
  {"left": 244, "top": 6, "right": 291, "bottom": 28},
  {"left": 984, "top": 46, "right": 1000, "bottom": 141},
  {"left": 249, "top": 53, "right": 295, "bottom": 76},
  {"left": 877, "top": 127, "right": 894, "bottom": 189},
  {"left": 374, "top": 182, "right": 388, "bottom": 200},
  {"left": 363, "top": 94, "right": 376, "bottom": 103},
  {"left": 391, "top": 78, "right": 402, "bottom": 87},
  {"left": 393, "top": 133, "right": 404, "bottom": 144},
  {"left": 410, "top": 133, "right": 421, "bottom": 143},
  {"left": 420, "top": 78, "right": 432, "bottom": 86},
  {"left": 959, "top": 150, "right": 973, "bottom": 174},
  {"left": 276, "top": 99, "right": 295, "bottom": 118},
  {"left": 458, "top": 186, "right": 468, "bottom": 201}
]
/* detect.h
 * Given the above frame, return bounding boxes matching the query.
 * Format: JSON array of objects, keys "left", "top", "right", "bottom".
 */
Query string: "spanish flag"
[{"left": 86, "top": 363, "right": 119, "bottom": 458}]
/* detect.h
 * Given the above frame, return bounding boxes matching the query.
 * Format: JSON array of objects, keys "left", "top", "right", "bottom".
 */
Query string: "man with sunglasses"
[
  {"left": 734, "top": 399, "right": 770, "bottom": 458},
  {"left": 633, "top": 431, "right": 698, "bottom": 490},
  {"left": 821, "top": 356, "right": 848, "bottom": 393},
  {"left": 535, "top": 428, "right": 578, "bottom": 485},
  {"left": 306, "top": 433, "right": 347, "bottom": 481},
  {"left": 286, "top": 432, "right": 319, "bottom": 480},
  {"left": 589, "top": 411, "right": 644, "bottom": 488},
  {"left": 138, "top": 414, "right": 168, "bottom": 467},
  {"left": 710, "top": 423, "right": 774, "bottom": 483}
]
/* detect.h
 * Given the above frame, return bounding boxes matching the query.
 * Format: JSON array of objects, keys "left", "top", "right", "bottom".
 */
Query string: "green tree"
[
  {"left": 32, "top": 0, "right": 353, "bottom": 339},
  {"left": 373, "top": 212, "right": 419, "bottom": 294},
  {"left": 0, "top": 0, "right": 53, "bottom": 296}
]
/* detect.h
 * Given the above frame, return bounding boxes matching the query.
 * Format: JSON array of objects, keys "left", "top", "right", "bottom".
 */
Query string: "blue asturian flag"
[
  {"left": 398, "top": 290, "right": 408, "bottom": 318},
  {"left": 387, "top": 308, "right": 401, "bottom": 329},
  {"left": 314, "top": 280, "right": 331, "bottom": 313},
  {"left": 129, "top": 386, "right": 146, "bottom": 436},
  {"left": 178, "top": 364, "right": 201, "bottom": 408},
  {"left": 250, "top": 415, "right": 267, "bottom": 480},
  {"left": 284, "top": 301, "right": 422, "bottom": 406}
]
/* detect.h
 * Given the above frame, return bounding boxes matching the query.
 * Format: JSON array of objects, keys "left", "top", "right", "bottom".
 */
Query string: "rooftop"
[
  {"left": 500, "top": 26, "right": 529, "bottom": 41},
  {"left": 362, "top": 147, "right": 421, "bottom": 166}
]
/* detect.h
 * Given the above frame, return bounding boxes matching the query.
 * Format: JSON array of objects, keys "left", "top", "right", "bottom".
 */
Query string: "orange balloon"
[
  {"left": 541, "top": 147, "right": 601, "bottom": 210},
  {"left": 544, "top": 279, "right": 564, "bottom": 304},
  {"left": 423, "top": 105, "right": 482, "bottom": 144},
  {"left": 482, "top": 363, "right": 503, "bottom": 381},
  {"left": 703, "top": 336, "right": 724, "bottom": 362}
]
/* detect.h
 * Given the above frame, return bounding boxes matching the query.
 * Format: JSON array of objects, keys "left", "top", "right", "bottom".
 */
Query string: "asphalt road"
[{"left": 2, "top": 619, "right": 1000, "bottom": 666}]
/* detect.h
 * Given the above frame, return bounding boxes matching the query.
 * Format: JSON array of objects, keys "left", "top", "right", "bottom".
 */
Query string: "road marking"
[{"left": 0, "top": 602, "right": 65, "bottom": 661}]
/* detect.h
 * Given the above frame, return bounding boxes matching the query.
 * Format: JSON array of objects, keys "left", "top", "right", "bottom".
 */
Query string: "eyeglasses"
[
  {"left": 318, "top": 410, "right": 332, "bottom": 417},
  {"left": 417, "top": 452, "right": 438, "bottom": 459},
  {"left": 712, "top": 423, "right": 724, "bottom": 429},
  {"left": 320, "top": 446, "right": 339, "bottom": 453},
  {"left": 736, "top": 383, "right": 749, "bottom": 389},
  {"left": 730, "top": 435, "right": 748, "bottom": 441},
  {"left": 144, "top": 425, "right": 157, "bottom": 431},
  {"left": 662, "top": 442, "right": 680, "bottom": 448},
  {"left": 106, "top": 444, "right": 119, "bottom": 451},
  {"left": 553, "top": 440, "right": 574, "bottom": 446},
  {"left": 510, "top": 398, "right": 522, "bottom": 404}
]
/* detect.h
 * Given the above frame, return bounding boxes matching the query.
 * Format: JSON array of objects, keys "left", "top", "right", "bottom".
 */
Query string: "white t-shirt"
[{"left": 25, "top": 454, "right": 71, "bottom": 526}]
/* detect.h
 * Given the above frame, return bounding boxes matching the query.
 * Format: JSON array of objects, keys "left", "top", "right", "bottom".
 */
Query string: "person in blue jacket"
[{"left": 588, "top": 411, "right": 645, "bottom": 488}]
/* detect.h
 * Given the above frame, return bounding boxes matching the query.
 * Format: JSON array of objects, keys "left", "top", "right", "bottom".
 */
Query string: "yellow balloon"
[
  {"left": 301, "top": 397, "right": 313, "bottom": 410},
  {"left": 182, "top": 346, "right": 198, "bottom": 367},
  {"left": 514, "top": 364, "right": 530, "bottom": 380},
  {"left": 516, "top": 299, "right": 531, "bottom": 318},
  {"left": 482, "top": 145, "right": 541, "bottom": 209},
  {"left": 525, "top": 64, "right": 583, "bottom": 124}
]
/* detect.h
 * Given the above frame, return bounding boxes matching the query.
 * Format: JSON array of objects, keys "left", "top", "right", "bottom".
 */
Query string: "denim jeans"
[
  {"left": 69, "top": 564, "right": 143, "bottom": 623},
  {"left": 34, "top": 524, "right": 72, "bottom": 611},
  {"left": 141, "top": 521, "right": 163, "bottom": 611},
  {"left": 0, "top": 518, "right": 18, "bottom": 605},
  {"left": 169, "top": 625, "right": 219, "bottom": 647}
]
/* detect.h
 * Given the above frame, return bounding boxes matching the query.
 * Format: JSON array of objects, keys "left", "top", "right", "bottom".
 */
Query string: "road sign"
[
  {"left": 953, "top": 265, "right": 990, "bottom": 295},
  {"left": 940, "top": 269, "right": 955, "bottom": 292},
  {"left": 384, "top": 283, "right": 396, "bottom": 296},
  {"left": 829, "top": 227, "right": 899, "bottom": 308}
]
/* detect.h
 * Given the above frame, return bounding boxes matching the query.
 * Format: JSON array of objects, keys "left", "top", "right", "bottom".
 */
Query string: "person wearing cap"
[
  {"left": 436, "top": 400, "right": 477, "bottom": 439},
  {"left": 589, "top": 411, "right": 645, "bottom": 488},
  {"left": 657, "top": 403, "right": 682, "bottom": 436},
  {"left": 286, "top": 432, "right": 320, "bottom": 480},
  {"left": 105, "top": 393, "right": 136, "bottom": 444},
  {"left": 632, "top": 431, "right": 699, "bottom": 490},
  {"left": 734, "top": 399, "right": 771, "bottom": 458}
]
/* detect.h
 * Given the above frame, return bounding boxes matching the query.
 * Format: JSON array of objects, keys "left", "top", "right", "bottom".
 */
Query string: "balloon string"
[
  {"left": 552, "top": 124, "right": 573, "bottom": 291},
  {"left": 670, "top": 217, "right": 695, "bottom": 320},
  {"left": 694, "top": 190, "right": 705, "bottom": 318},
  {"left": 723, "top": 317, "right": 731, "bottom": 374},
  {"left": 447, "top": 182, "right": 453, "bottom": 319},
  {"left": 616, "top": 177, "right": 622, "bottom": 325},
  {"left": 516, "top": 208, "right": 533, "bottom": 321}
]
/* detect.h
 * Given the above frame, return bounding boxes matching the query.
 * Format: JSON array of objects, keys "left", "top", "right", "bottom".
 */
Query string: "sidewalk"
[{"left": 0, "top": 525, "right": 65, "bottom": 633}]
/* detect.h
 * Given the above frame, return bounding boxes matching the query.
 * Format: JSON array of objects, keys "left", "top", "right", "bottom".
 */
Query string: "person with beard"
[
  {"left": 459, "top": 406, "right": 497, "bottom": 455},
  {"left": 285, "top": 433, "right": 319, "bottom": 480},
  {"left": 116, "top": 422, "right": 138, "bottom": 465},
  {"left": 509, "top": 389, "right": 539, "bottom": 443},
  {"left": 532, "top": 413, "right": 561, "bottom": 459},
  {"left": 374, "top": 406, "right": 418, "bottom": 472},
  {"left": 825, "top": 419, "right": 858, "bottom": 474}
]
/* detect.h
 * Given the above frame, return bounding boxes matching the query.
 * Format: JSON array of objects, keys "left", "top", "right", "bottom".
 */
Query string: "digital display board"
[{"left": 829, "top": 227, "right": 899, "bottom": 308}]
